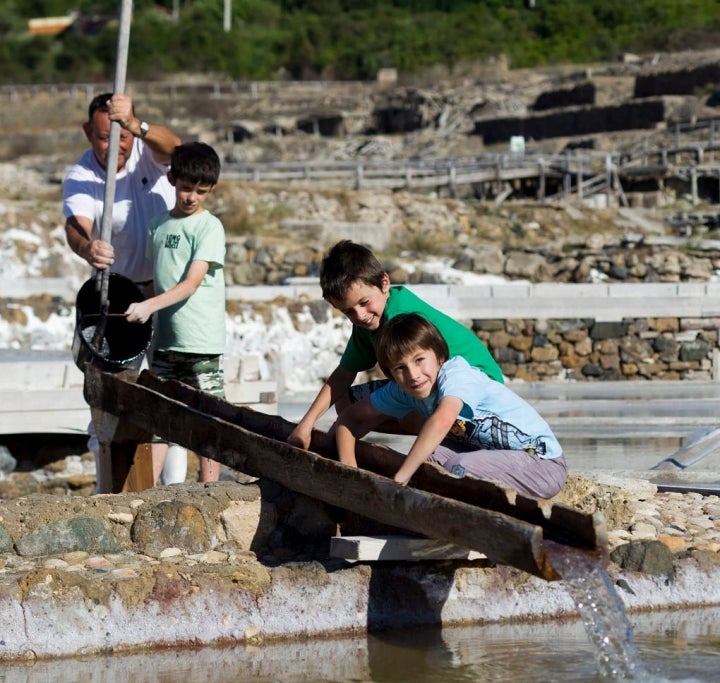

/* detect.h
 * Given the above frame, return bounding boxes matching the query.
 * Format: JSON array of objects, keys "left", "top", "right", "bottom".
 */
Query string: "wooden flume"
[{"left": 83, "top": 364, "right": 608, "bottom": 580}]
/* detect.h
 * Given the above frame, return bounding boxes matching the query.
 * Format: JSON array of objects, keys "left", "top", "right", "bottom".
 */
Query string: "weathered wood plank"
[
  {"left": 120, "top": 443, "right": 155, "bottom": 493},
  {"left": 136, "top": 370, "right": 607, "bottom": 557},
  {"left": 330, "top": 535, "right": 485, "bottom": 562}
]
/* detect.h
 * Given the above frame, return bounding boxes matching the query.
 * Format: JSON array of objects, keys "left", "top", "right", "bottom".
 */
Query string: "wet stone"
[{"left": 610, "top": 539, "right": 676, "bottom": 583}]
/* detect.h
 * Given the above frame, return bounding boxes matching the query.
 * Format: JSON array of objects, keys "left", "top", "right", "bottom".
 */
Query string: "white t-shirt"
[{"left": 62, "top": 140, "right": 175, "bottom": 282}]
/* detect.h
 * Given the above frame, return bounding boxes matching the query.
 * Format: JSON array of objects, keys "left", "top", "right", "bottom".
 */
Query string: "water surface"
[{"left": 5, "top": 607, "right": 719, "bottom": 682}]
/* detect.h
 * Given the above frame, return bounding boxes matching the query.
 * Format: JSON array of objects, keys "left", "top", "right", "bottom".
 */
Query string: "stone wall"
[
  {"left": 223, "top": 231, "right": 720, "bottom": 288},
  {"left": 634, "top": 63, "right": 720, "bottom": 98},
  {"left": 219, "top": 230, "right": 720, "bottom": 383},
  {"left": 473, "top": 316, "right": 718, "bottom": 382}
]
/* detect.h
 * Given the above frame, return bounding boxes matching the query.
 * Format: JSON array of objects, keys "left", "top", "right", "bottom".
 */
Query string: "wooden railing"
[{"left": 221, "top": 151, "right": 607, "bottom": 195}]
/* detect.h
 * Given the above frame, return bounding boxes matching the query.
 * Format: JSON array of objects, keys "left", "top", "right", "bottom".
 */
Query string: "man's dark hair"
[
  {"left": 320, "top": 240, "right": 386, "bottom": 305},
  {"left": 375, "top": 313, "right": 449, "bottom": 378},
  {"left": 87, "top": 92, "right": 118, "bottom": 121},
  {"left": 170, "top": 142, "right": 221, "bottom": 186}
]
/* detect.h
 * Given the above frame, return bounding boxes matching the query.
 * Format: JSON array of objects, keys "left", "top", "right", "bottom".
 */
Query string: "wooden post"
[
  {"left": 577, "top": 156, "right": 584, "bottom": 200},
  {"left": 120, "top": 443, "right": 155, "bottom": 492},
  {"left": 90, "top": 372, "right": 155, "bottom": 493},
  {"left": 605, "top": 154, "right": 613, "bottom": 207}
]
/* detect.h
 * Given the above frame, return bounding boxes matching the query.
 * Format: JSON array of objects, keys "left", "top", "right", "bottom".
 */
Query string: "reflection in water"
[
  {"left": 367, "top": 626, "right": 457, "bottom": 682},
  {"left": 4, "top": 608, "right": 720, "bottom": 682}
]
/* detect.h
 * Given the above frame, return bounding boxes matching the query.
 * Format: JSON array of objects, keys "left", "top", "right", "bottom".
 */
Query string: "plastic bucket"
[{"left": 72, "top": 273, "right": 153, "bottom": 373}]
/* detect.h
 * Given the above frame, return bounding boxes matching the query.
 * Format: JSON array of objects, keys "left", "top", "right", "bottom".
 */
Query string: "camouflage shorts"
[
  {"left": 151, "top": 351, "right": 225, "bottom": 398},
  {"left": 347, "top": 378, "right": 389, "bottom": 403}
]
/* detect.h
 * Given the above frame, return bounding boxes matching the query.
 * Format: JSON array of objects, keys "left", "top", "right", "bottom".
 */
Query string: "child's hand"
[
  {"left": 125, "top": 301, "right": 152, "bottom": 324},
  {"left": 287, "top": 425, "right": 311, "bottom": 450},
  {"left": 393, "top": 472, "right": 410, "bottom": 486}
]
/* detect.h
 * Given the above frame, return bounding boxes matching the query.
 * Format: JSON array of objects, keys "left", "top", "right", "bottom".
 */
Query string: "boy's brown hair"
[
  {"left": 320, "top": 240, "right": 386, "bottom": 305},
  {"left": 375, "top": 313, "right": 449, "bottom": 377},
  {"left": 170, "top": 141, "right": 220, "bottom": 186}
]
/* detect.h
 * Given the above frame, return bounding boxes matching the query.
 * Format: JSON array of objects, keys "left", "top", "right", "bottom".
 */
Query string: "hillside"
[
  {"left": 2, "top": 45, "right": 720, "bottom": 287},
  {"left": 3, "top": 45, "right": 720, "bottom": 170}
]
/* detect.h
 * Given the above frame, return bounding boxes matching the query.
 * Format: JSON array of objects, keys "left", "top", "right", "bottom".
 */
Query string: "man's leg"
[{"left": 87, "top": 419, "right": 112, "bottom": 494}]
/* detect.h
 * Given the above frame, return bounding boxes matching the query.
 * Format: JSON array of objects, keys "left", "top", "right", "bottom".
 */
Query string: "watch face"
[{"left": 140, "top": 121, "right": 149, "bottom": 137}]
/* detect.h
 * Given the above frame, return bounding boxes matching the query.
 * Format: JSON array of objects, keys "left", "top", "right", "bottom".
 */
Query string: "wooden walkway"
[{"left": 220, "top": 118, "right": 720, "bottom": 204}]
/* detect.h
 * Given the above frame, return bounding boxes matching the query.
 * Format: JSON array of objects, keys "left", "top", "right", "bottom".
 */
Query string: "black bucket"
[{"left": 72, "top": 273, "right": 153, "bottom": 373}]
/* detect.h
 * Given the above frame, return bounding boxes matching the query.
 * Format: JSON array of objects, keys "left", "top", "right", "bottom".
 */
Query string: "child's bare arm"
[
  {"left": 125, "top": 260, "right": 209, "bottom": 324},
  {"left": 335, "top": 398, "right": 384, "bottom": 467},
  {"left": 393, "top": 396, "right": 463, "bottom": 485},
  {"left": 288, "top": 366, "right": 356, "bottom": 449}
]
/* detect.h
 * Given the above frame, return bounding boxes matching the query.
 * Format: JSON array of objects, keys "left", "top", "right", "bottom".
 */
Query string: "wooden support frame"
[{"left": 83, "top": 366, "right": 608, "bottom": 580}]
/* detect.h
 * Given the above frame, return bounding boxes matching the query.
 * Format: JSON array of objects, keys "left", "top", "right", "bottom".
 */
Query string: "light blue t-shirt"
[
  {"left": 370, "top": 356, "right": 563, "bottom": 459},
  {"left": 148, "top": 209, "right": 226, "bottom": 354}
]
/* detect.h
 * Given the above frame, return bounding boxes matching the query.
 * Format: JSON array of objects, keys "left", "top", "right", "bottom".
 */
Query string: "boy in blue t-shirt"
[{"left": 336, "top": 313, "right": 567, "bottom": 499}]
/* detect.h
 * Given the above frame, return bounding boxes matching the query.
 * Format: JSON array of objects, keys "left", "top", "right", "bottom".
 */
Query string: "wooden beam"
[{"left": 330, "top": 535, "right": 486, "bottom": 562}]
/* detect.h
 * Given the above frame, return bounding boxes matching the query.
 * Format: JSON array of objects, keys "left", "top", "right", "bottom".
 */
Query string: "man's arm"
[
  {"left": 65, "top": 214, "right": 115, "bottom": 270},
  {"left": 108, "top": 93, "right": 180, "bottom": 163},
  {"left": 287, "top": 365, "right": 357, "bottom": 449},
  {"left": 124, "top": 260, "right": 209, "bottom": 323},
  {"left": 393, "top": 395, "right": 463, "bottom": 485}
]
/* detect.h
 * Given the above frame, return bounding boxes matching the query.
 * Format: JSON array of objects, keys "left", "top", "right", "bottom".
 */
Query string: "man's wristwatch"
[{"left": 139, "top": 120, "right": 150, "bottom": 138}]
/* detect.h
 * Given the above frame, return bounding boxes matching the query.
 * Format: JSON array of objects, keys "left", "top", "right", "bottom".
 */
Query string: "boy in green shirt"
[{"left": 287, "top": 240, "right": 503, "bottom": 449}]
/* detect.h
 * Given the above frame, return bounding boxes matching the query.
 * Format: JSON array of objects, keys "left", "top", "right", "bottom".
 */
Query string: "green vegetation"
[{"left": 2, "top": 1, "right": 719, "bottom": 84}]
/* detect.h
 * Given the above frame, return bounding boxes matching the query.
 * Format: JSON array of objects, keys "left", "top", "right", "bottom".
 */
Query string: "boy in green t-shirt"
[
  {"left": 287, "top": 240, "right": 503, "bottom": 449},
  {"left": 125, "top": 141, "right": 226, "bottom": 484}
]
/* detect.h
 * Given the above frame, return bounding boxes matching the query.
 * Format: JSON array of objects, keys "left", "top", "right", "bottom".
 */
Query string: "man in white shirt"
[{"left": 63, "top": 92, "right": 183, "bottom": 492}]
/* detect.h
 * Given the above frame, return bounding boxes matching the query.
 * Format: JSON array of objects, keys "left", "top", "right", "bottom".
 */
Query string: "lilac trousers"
[{"left": 428, "top": 441, "right": 568, "bottom": 499}]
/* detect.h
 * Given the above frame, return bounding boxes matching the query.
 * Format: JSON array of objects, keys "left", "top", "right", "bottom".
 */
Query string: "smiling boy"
[
  {"left": 125, "top": 141, "right": 225, "bottom": 484},
  {"left": 287, "top": 240, "right": 504, "bottom": 450},
  {"left": 336, "top": 313, "right": 567, "bottom": 499}
]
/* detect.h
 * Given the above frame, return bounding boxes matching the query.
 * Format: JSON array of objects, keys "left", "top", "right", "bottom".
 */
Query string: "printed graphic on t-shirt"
[
  {"left": 448, "top": 415, "right": 547, "bottom": 456},
  {"left": 165, "top": 234, "right": 181, "bottom": 249}
]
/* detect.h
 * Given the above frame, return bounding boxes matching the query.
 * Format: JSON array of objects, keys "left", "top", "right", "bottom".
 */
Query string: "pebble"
[{"left": 620, "top": 490, "right": 720, "bottom": 554}]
